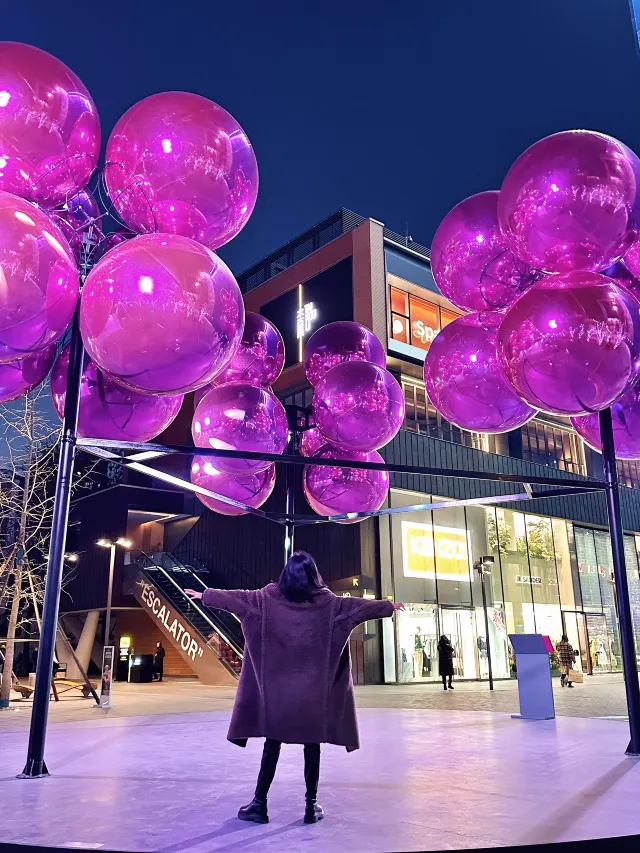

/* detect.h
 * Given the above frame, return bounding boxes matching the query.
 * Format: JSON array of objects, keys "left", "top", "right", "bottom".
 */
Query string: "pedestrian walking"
[
  {"left": 438, "top": 634, "right": 455, "bottom": 690},
  {"left": 153, "top": 641, "right": 165, "bottom": 682},
  {"left": 556, "top": 634, "right": 576, "bottom": 688},
  {"left": 186, "top": 550, "right": 403, "bottom": 825}
]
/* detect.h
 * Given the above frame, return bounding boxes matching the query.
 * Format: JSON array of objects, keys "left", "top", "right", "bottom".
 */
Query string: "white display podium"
[{"left": 509, "top": 633, "right": 555, "bottom": 721}]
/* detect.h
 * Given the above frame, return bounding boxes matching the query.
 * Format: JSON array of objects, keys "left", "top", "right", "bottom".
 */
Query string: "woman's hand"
[
  {"left": 392, "top": 602, "right": 405, "bottom": 611},
  {"left": 185, "top": 589, "right": 203, "bottom": 600}
]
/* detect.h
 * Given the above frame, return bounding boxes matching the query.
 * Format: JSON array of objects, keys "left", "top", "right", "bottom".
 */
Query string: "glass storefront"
[{"left": 381, "top": 489, "right": 640, "bottom": 683}]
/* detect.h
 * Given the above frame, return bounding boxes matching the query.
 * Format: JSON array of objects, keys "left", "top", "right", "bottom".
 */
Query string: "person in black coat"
[
  {"left": 153, "top": 642, "right": 165, "bottom": 682},
  {"left": 438, "top": 634, "right": 455, "bottom": 690}
]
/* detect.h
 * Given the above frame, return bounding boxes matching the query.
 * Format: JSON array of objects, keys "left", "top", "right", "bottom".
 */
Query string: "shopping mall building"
[{"left": 62, "top": 209, "right": 640, "bottom": 688}]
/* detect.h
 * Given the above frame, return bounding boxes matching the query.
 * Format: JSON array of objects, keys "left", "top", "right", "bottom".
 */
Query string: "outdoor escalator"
[{"left": 131, "top": 552, "right": 244, "bottom": 681}]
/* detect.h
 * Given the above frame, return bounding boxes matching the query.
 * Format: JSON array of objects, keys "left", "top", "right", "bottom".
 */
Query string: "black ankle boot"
[
  {"left": 304, "top": 799, "right": 324, "bottom": 824},
  {"left": 238, "top": 798, "right": 269, "bottom": 824}
]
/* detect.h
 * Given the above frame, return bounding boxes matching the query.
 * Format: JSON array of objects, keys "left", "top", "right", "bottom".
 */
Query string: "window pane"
[
  {"left": 440, "top": 307, "right": 461, "bottom": 328},
  {"left": 391, "top": 313, "right": 410, "bottom": 344},
  {"left": 408, "top": 296, "right": 440, "bottom": 352},
  {"left": 390, "top": 287, "right": 409, "bottom": 316}
]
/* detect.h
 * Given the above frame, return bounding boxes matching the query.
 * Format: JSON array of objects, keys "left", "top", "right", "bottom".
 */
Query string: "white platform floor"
[{"left": 0, "top": 707, "right": 639, "bottom": 852}]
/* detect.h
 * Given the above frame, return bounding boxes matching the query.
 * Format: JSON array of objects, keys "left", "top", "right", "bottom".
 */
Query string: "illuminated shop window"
[
  {"left": 521, "top": 421, "right": 585, "bottom": 475},
  {"left": 401, "top": 378, "right": 491, "bottom": 452},
  {"left": 389, "top": 286, "right": 462, "bottom": 353},
  {"left": 617, "top": 459, "right": 640, "bottom": 490}
]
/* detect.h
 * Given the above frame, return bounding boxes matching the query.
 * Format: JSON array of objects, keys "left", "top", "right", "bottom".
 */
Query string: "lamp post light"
[
  {"left": 97, "top": 538, "right": 132, "bottom": 646},
  {"left": 474, "top": 555, "right": 495, "bottom": 691}
]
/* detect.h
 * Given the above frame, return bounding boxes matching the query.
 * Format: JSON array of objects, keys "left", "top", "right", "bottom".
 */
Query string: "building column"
[{"left": 57, "top": 610, "right": 100, "bottom": 680}]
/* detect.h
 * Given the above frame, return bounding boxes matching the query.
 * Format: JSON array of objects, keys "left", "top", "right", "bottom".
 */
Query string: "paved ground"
[
  {"left": 0, "top": 705, "right": 637, "bottom": 852},
  {"left": 0, "top": 673, "right": 630, "bottom": 730}
]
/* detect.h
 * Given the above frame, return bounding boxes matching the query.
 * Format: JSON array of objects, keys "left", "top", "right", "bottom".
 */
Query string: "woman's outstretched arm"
[{"left": 185, "top": 588, "right": 258, "bottom": 618}]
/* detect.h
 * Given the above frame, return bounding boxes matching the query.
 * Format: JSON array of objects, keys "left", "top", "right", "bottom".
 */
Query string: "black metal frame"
[{"left": 19, "top": 320, "right": 640, "bottom": 778}]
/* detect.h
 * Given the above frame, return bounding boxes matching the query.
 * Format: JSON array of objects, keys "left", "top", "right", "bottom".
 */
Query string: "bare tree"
[{"left": 0, "top": 385, "right": 96, "bottom": 707}]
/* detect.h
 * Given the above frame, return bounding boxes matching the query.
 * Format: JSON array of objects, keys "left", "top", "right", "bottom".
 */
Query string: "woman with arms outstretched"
[{"left": 186, "top": 550, "right": 403, "bottom": 825}]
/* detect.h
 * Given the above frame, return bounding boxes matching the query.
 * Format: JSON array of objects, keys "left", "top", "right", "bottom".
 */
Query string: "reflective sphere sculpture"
[
  {"left": 0, "top": 42, "right": 100, "bottom": 207},
  {"left": 304, "top": 321, "right": 386, "bottom": 387},
  {"left": 0, "top": 191, "right": 78, "bottom": 362},
  {"left": 313, "top": 361, "right": 404, "bottom": 452},
  {"left": 299, "top": 425, "right": 326, "bottom": 457},
  {"left": 497, "top": 271, "right": 640, "bottom": 415},
  {"left": 0, "top": 343, "right": 55, "bottom": 403},
  {"left": 192, "top": 382, "right": 287, "bottom": 475},
  {"left": 213, "top": 312, "right": 284, "bottom": 387},
  {"left": 572, "top": 382, "right": 640, "bottom": 459},
  {"left": 499, "top": 130, "right": 640, "bottom": 274},
  {"left": 51, "top": 344, "right": 183, "bottom": 441},
  {"left": 80, "top": 233, "right": 244, "bottom": 395},
  {"left": 190, "top": 456, "right": 275, "bottom": 516},
  {"left": 424, "top": 312, "right": 536, "bottom": 433},
  {"left": 104, "top": 91, "right": 258, "bottom": 250},
  {"left": 303, "top": 446, "right": 389, "bottom": 524},
  {"left": 431, "top": 191, "right": 536, "bottom": 312},
  {"left": 49, "top": 188, "right": 102, "bottom": 261}
]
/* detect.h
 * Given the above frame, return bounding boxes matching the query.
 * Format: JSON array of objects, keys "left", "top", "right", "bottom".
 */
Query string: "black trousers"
[{"left": 254, "top": 739, "right": 321, "bottom": 803}]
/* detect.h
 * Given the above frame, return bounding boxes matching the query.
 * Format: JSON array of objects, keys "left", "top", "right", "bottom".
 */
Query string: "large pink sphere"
[
  {"left": 499, "top": 130, "right": 640, "bottom": 274},
  {"left": 190, "top": 456, "right": 275, "bottom": 516},
  {"left": 572, "top": 382, "right": 640, "bottom": 459},
  {"left": 0, "top": 192, "right": 78, "bottom": 362},
  {"left": 303, "top": 446, "right": 389, "bottom": 524},
  {"left": 299, "top": 426, "right": 326, "bottom": 457},
  {"left": 304, "top": 321, "right": 386, "bottom": 387},
  {"left": 104, "top": 91, "right": 258, "bottom": 250},
  {"left": 424, "top": 312, "right": 536, "bottom": 433},
  {"left": 212, "top": 312, "right": 284, "bottom": 387},
  {"left": 497, "top": 271, "right": 640, "bottom": 416},
  {"left": 192, "top": 382, "right": 287, "bottom": 475},
  {"left": 0, "top": 43, "right": 100, "bottom": 207},
  {"left": 313, "top": 361, "right": 404, "bottom": 452},
  {"left": 51, "top": 344, "right": 183, "bottom": 441},
  {"left": 431, "top": 191, "right": 536, "bottom": 312},
  {"left": 80, "top": 233, "right": 244, "bottom": 395},
  {"left": 0, "top": 343, "right": 55, "bottom": 403}
]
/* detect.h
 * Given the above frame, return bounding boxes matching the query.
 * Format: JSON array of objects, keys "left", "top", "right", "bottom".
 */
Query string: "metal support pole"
[
  {"left": 21, "top": 312, "right": 84, "bottom": 778},
  {"left": 480, "top": 572, "right": 494, "bottom": 691},
  {"left": 599, "top": 407, "right": 640, "bottom": 755},
  {"left": 283, "top": 406, "right": 299, "bottom": 564},
  {"left": 104, "top": 544, "right": 116, "bottom": 647}
]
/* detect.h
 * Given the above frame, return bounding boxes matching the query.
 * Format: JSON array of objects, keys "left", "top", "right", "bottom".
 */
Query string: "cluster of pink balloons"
[
  {"left": 427, "top": 130, "right": 640, "bottom": 462},
  {"left": 190, "top": 313, "right": 286, "bottom": 516},
  {"left": 300, "top": 322, "right": 404, "bottom": 523}
]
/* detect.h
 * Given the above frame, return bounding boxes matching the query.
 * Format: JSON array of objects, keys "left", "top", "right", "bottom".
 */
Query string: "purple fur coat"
[{"left": 202, "top": 583, "right": 394, "bottom": 751}]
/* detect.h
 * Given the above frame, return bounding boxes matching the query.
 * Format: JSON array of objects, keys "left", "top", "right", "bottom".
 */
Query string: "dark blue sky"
[{"left": 8, "top": 0, "right": 640, "bottom": 275}]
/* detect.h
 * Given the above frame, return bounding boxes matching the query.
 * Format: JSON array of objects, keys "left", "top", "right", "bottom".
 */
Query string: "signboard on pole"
[{"left": 100, "top": 646, "right": 114, "bottom": 708}]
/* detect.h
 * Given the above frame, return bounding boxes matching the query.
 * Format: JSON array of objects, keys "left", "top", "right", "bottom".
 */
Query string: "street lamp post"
[
  {"left": 474, "top": 556, "right": 495, "bottom": 691},
  {"left": 97, "top": 538, "right": 132, "bottom": 646}
]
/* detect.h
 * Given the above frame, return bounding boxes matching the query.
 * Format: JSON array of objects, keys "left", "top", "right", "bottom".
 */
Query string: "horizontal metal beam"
[{"left": 76, "top": 437, "right": 607, "bottom": 492}]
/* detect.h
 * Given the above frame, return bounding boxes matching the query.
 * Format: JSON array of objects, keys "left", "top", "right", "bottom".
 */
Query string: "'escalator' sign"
[{"left": 139, "top": 581, "right": 205, "bottom": 663}]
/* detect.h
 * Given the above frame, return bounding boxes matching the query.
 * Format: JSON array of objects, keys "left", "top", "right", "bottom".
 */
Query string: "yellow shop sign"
[{"left": 402, "top": 521, "right": 472, "bottom": 581}]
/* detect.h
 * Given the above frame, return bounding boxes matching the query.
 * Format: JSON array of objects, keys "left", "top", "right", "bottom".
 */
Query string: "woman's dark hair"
[
  {"left": 561, "top": 634, "right": 569, "bottom": 642},
  {"left": 279, "top": 551, "right": 325, "bottom": 602}
]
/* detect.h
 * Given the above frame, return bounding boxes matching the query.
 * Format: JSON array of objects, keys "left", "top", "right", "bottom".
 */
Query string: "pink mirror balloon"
[
  {"left": 431, "top": 191, "right": 537, "bottom": 312},
  {"left": 104, "top": 91, "right": 258, "bottom": 250},
  {"left": 299, "top": 425, "right": 326, "bottom": 457},
  {"left": 498, "top": 130, "right": 640, "bottom": 274},
  {"left": 497, "top": 271, "right": 640, "bottom": 416},
  {"left": 212, "top": 312, "right": 284, "bottom": 387},
  {"left": 313, "top": 361, "right": 404, "bottom": 452},
  {"left": 49, "top": 188, "right": 102, "bottom": 261},
  {"left": 0, "top": 42, "right": 100, "bottom": 208},
  {"left": 80, "top": 233, "right": 244, "bottom": 395},
  {"left": 303, "top": 445, "right": 389, "bottom": 524},
  {"left": 0, "top": 191, "right": 78, "bottom": 363},
  {"left": 51, "top": 344, "right": 183, "bottom": 441},
  {"left": 190, "top": 456, "right": 275, "bottom": 516},
  {"left": 0, "top": 343, "right": 56, "bottom": 403},
  {"left": 424, "top": 312, "right": 536, "bottom": 433},
  {"left": 192, "top": 382, "right": 287, "bottom": 475},
  {"left": 572, "top": 382, "right": 640, "bottom": 460},
  {"left": 303, "top": 321, "right": 386, "bottom": 387}
]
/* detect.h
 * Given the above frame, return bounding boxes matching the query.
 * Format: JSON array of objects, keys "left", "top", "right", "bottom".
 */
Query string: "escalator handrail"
[{"left": 138, "top": 558, "right": 243, "bottom": 659}]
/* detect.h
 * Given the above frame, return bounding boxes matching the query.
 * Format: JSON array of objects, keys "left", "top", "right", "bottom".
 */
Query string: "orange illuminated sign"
[{"left": 402, "top": 521, "right": 472, "bottom": 581}]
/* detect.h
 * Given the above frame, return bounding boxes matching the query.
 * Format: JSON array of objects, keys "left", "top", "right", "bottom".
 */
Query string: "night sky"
[{"left": 7, "top": 0, "right": 640, "bottom": 275}]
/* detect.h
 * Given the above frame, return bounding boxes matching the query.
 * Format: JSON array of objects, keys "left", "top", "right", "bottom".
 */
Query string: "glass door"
[
  {"left": 440, "top": 608, "right": 478, "bottom": 680},
  {"left": 562, "top": 611, "right": 588, "bottom": 673},
  {"left": 585, "top": 613, "right": 613, "bottom": 673}
]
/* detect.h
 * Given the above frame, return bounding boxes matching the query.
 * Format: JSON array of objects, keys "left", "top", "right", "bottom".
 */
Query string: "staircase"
[{"left": 124, "top": 552, "right": 244, "bottom": 684}]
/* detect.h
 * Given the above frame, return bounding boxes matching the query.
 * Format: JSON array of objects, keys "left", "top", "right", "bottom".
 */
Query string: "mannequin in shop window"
[
  {"left": 438, "top": 634, "right": 455, "bottom": 690},
  {"left": 414, "top": 628, "right": 424, "bottom": 679}
]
